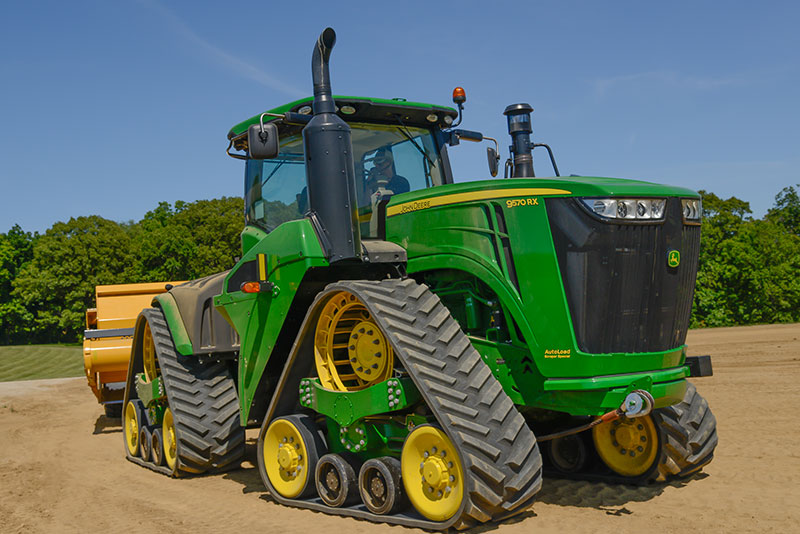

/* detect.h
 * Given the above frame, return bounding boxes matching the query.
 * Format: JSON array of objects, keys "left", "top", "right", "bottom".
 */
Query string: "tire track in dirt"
[{"left": 1, "top": 323, "right": 799, "bottom": 533}]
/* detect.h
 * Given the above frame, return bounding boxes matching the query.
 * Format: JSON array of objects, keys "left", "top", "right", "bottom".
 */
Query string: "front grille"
[{"left": 545, "top": 198, "right": 700, "bottom": 354}]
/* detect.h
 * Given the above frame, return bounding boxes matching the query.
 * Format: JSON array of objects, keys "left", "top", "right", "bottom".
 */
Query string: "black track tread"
[
  {"left": 335, "top": 279, "right": 542, "bottom": 529},
  {"left": 127, "top": 308, "right": 244, "bottom": 475},
  {"left": 654, "top": 381, "right": 718, "bottom": 481}
]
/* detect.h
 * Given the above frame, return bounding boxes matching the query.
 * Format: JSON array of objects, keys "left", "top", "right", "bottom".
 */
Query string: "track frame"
[{"left": 258, "top": 278, "right": 543, "bottom": 530}]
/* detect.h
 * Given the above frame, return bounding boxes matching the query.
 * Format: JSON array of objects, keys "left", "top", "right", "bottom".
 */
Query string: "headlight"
[
  {"left": 580, "top": 198, "right": 667, "bottom": 221},
  {"left": 681, "top": 198, "right": 702, "bottom": 223}
]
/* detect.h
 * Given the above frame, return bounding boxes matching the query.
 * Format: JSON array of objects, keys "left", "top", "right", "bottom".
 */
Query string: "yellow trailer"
[{"left": 83, "top": 282, "right": 181, "bottom": 417}]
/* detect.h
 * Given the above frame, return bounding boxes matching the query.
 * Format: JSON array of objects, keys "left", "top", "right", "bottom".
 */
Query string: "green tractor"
[{"left": 121, "top": 28, "right": 717, "bottom": 529}]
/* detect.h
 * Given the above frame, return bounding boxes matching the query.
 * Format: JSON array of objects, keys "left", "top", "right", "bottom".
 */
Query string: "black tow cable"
[{"left": 537, "top": 408, "right": 623, "bottom": 442}]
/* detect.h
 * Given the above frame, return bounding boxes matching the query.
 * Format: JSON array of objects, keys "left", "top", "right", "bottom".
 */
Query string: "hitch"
[{"left": 538, "top": 389, "right": 655, "bottom": 442}]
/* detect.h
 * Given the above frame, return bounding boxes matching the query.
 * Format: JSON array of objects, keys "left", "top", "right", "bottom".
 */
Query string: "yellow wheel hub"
[
  {"left": 142, "top": 322, "right": 159, "bottom": 382},
  {"left": 349, "top": 320, "right": 390, "bottom": 382},
  {"left": 124, "top": 400, "right": 140, "bottom": 456},
  {"left": 163, "top": 407, "right": 178, "bottom": 471},
  {"left": 263, "top": 418, "right": 310, "bottom": 498},
  {"left": 314, "top": 291, "right": 393, "bottom": 392},
  {"left": 401, "top": 426, "right": 464, "bottom": 522},
  {"left": 593, "top": 415, "right": 659, "bottom": 477}
]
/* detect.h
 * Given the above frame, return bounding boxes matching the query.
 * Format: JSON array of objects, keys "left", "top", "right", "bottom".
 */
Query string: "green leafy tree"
[
  {"left": 767, "top": 184, "right": 800, "bottom": 236},
  {"left": 128, "top": 197, "right": 243, "bottom": 281},
  {"left": 12, "top": 216, "right": 135, "bottom": 343},
  {"left": 0, "top": 225, "right": 36, "bottom": 344},
  {"left": 692, "top": 189, "right": 800, "bottom": 327},
  {"left": 129, "top": 201, "right": 197, "bottom": 281},
  {"left": 170, "top": 197, "right": 244, "bottom": 278}
]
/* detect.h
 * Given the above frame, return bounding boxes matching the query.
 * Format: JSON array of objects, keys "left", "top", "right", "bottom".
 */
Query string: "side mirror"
[
  {"left": 247, "top": 123, "right": 279, "bottom": 159},
  {"left": 487, "top": 146, "right": 499, "bottom": 177}
]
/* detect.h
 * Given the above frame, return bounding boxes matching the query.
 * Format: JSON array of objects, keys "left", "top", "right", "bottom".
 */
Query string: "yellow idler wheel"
[
  {"left": 142, "top": 321, "right": 159, "bottom": 382},
  {"left": 593, "top": 415, "right": 659, "bottom": 477},
  {"left": 401, "top": 425, "right": 464, "bottom": 522},
  {"left": 124, "top": 400, "right": 142, "bottom": 456},
  {"left": 263, "top": 416, "right": 322, "bottom": 499},
  {"left": 162, "top": 407, "right": 178, "bottom": 471},
  {"left": 314, "top": 291, "right": 393, "bottom": 392}
]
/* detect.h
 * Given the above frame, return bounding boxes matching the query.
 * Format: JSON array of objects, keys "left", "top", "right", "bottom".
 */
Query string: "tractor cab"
[{"left": 228, "top": 97, "right": 458, "bottom": 238}]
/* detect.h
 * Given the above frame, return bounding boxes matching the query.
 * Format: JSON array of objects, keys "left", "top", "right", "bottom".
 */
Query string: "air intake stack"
[
  {"left": 303, "top": 28, "right": 361, "bottom": 262},
  {"left": 503, "top": 103, "right": 535, "bottom": 178}
]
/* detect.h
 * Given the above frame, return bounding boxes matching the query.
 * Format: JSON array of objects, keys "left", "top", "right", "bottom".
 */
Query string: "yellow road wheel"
[
  {"left": 162, "top": 407, "right": 178, "bottom": 471},
  {"left": 314, "top": 291, "right": 393, "bottom": 392},
  {"left": 593, "top": 415, "right": 659, "bottom": 477},
  {"left": 124, "top": 400, "right": 142, "bottom": 456},
  {"left": 263, "top": 416, "right": 321, "bottom": 498},
  {"left": 401, "top": 425, "right": 464, "bottom": 522},
  {"left": 142, "top": 321, "right": 159, "bottom": 382}
]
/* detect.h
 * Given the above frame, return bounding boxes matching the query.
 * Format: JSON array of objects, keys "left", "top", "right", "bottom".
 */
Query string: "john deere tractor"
[{"left": 120, "top": 28, "right": 717, "bottom": 529}]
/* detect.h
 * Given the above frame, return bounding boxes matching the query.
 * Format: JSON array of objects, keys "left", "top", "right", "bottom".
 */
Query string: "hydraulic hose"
[
  {"left": 537, "top": 389, "right": 655, "bottom": 442},
  {"left": 537, "top": 409, "right": 622, "bottom": 442}
]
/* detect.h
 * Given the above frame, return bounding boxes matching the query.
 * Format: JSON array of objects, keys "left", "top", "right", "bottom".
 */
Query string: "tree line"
[
  {"left": 1, "top": 187, "right": 799, "bottom": 345},
  {"left": 0, "top": 198, "right": 243, "bottom": 344}
]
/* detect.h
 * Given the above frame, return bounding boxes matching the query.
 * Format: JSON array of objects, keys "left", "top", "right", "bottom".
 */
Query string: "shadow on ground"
[
  {"left": 93, "top": 414, "right": 121, "bottom": 435},
  {"left": 535, "top": 473, "right": 706, "bottom": 509}
]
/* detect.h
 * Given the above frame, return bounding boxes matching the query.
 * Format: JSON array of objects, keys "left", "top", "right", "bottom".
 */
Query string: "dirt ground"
[{"left": 1, "top": 324, "right": 798, "bottom": 534}]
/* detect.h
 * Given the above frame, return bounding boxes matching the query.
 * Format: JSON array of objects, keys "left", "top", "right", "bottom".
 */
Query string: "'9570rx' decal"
[{"left": 506, "top": 197, "right": 539, "bottom": 208}]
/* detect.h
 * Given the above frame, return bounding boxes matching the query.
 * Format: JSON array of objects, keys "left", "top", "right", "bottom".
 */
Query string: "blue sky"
[{"left": 1, "top": 0, "right": 798, "bottom": 233}]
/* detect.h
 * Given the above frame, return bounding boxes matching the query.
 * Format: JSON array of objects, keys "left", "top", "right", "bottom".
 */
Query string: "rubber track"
[
  {"left": 124, "top": 308, "right": 245, "bottom": 476},
  {"left": 266, "top": 279, "right": 543, "bottom": 530},
  {"left": 654, "top": 381, "right": 718, "bottom": 481}
]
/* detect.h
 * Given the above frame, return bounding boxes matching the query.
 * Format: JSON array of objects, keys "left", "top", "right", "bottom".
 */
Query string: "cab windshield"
[{"left": 244, "top": 123, "right": 444, "bottom": 234}]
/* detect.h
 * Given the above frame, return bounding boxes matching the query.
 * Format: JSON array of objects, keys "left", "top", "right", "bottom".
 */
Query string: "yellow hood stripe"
[{"left": 386, "top": 187, "right": 571, "bottom": 217}]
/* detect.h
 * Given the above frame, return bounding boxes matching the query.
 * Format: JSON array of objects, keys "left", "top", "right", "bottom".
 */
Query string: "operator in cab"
[{"left": 364, "top": 147, "right": 410, "bottom": 199}]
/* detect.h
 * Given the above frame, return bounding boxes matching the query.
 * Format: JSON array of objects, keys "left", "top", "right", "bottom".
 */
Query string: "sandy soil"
[{"left": 2, "top": 324, "right": 799, "bottom": 534}]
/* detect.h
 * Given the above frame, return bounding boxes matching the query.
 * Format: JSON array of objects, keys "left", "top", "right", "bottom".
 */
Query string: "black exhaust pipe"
[
  {"left": 311, "top": 28, "right": 337, "bottom": 115},
  {"left": 303, "top": 28, "right": 361, "bottom": 262},
  {"left": 504, "top": 103, "right": 535, "bottom": 178}
]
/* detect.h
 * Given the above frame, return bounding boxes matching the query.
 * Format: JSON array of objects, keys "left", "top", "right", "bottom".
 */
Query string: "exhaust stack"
[
  {"left": 504, "top": 103, "right": 535, "bottom": 178},
  {"left": 303, "top": 28, "right": 361, "bottom": 262}
]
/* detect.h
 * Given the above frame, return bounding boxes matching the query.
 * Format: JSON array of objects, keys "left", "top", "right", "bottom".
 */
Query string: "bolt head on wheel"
[
  {"left": 547, "top": 434, "right": 588, "bottom": 474},
  {"left": 313, "top": 291, "right": 394, "bottom": 392},
  {"left": 124, "top": 400, "right": 145, "bottom": 457},
  {"left": 151, "top": 427, "right": 165, "bottom": 466},
  {"left": 593, "top": 415, "right": 659, "bottom": 477},
  {"left": 315, "top": 453, "right": 359, "bottom": 507},
  {"left": 359, "top": 456, "right": 407, "bottom": 515},
  {"left": 401, "top": 425, "right": 464, "bottom": 521},
  {"left": 162, "top": 406, "right": 178, "bottom": 472},
  {"left": 262, "top": 416, "right": 325, "bottom": 499},
  {"left": 140, "top": 425, "right": 153, "bottom": 462}
]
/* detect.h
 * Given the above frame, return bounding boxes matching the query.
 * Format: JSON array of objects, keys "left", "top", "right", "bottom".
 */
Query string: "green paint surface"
[
  {"left": 215, "top": 218, "right": 328, "bottom": 424},
  {"left": 217, "top": 106, "right": 704, "bottom": 422},
  {"left": 299, "top": 377, "right": 419, "bottom": 426},
  {"left": 153, "top": 292, "right": 193, "bottom": 356}
]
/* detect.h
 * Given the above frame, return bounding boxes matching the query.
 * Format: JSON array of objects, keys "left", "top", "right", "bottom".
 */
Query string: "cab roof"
[{"left": 228, "top": 96, "right": 458, "bottom": 142}]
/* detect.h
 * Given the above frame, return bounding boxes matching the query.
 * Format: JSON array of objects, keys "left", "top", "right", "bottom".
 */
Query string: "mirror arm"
[
  {"left": 451, "top": 102, "right": 464, "bottom": 128},
  {"left": 226, "top": 139, "right": 247, "bottom": 160},
  {"left": 483, "top": 136, "right": 500, "bottom": 155}
]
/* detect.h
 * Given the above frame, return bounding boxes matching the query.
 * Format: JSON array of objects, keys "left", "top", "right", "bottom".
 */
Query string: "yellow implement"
[{"left": 83, "top": 282, "right": 182, "bottom": 411}]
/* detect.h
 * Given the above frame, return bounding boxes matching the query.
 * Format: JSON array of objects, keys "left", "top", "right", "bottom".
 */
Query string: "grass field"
[{"left": 0, "top": 345, "right": 84, "bottom": 382}]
